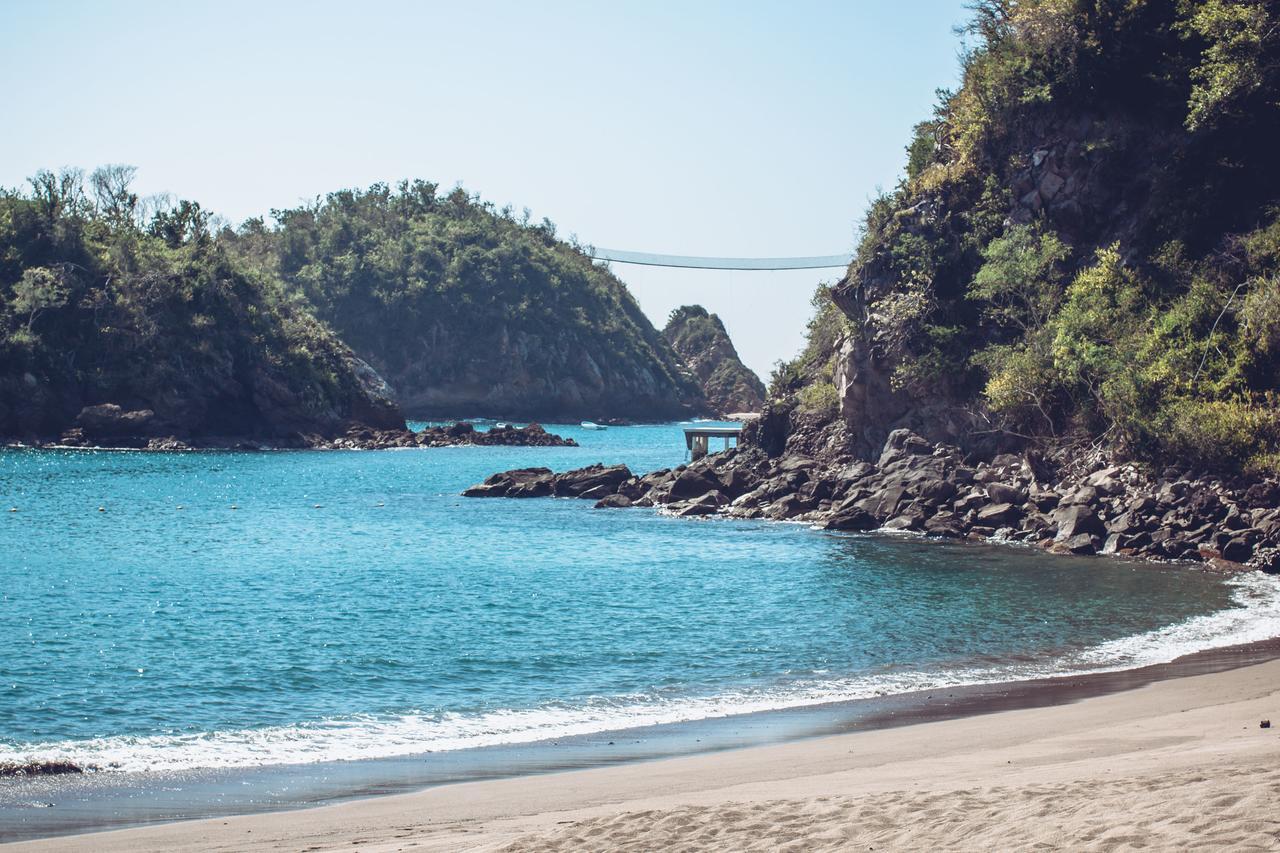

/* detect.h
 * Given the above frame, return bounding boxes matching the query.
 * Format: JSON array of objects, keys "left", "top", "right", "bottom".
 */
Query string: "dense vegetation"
[
  {"left": 661, "top": 305, "right": 766, "bottom": 415},
  {"left": 778, "top": 0, "right": 1280, "bottom": 475},
  {"left": 226, "top": 183, "right": 703, "bottom": 420},
  {"left": 0, "top": 166, "right": 402, "bottom": 443}
]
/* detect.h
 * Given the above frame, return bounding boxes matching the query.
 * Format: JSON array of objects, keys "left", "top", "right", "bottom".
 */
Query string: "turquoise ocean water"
[{"left": 2, "top": 421, "right": 1279, "bottom": 776}]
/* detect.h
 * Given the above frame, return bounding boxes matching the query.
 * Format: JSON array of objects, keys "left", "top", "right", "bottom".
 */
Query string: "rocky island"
[{"left": 662, "top": 305, "right": 765, "bottom": 417}]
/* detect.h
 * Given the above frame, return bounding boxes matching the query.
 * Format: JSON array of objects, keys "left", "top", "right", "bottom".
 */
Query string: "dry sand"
[{"left": 10, "top": 657, "right": 1280, "bottom": 852}]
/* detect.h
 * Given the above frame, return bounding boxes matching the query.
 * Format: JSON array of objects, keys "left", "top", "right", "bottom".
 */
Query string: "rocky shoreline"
[
  {"left": 6, "top": 409, "right": 577, "bottom": 452},
  {"left": 465, "top": 427, "right": 1280, "bottom": 574}
]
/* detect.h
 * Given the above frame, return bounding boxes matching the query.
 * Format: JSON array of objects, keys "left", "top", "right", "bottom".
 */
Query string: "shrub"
[
  {"left": 969, "top": 223, "right": 1070, "bottom": 333},
  {"left": 1158, "top": 397, "right": 1280, "bottom": 474},
  {"left": 1241, "top": 275, "right": 1280, "bottom": 354},
  {"left": 798, "top": 380, "right": 840, "bottom": 418}
]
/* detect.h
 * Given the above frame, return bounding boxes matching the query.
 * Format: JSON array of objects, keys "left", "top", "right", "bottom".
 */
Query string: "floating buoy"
[
  {"left": 230, "top": 505, "right": 238, "bottom": 510},
  {"left": 175, "top": 505, "right": 184, "bottom": 510},
  {"left": 97, "top": 507, "right": 105, "bottom": 512},
  {"left": 375, "top": 502, "right": 385, "bottom": 507},
  {"left": 313, "top": 504, "right": 323, "bottom": 509},
  {"left": 7, "top": 507, "right": 16, "bottom": 513}
]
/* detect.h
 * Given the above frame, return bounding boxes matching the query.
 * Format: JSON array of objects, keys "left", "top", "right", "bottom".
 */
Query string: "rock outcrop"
[
  {"left": 38, "top": 420, "right": 576, "bottom": 451},
  {"left": 662, "top": 306, "right": 765, "bottom": 416},
  {"left": 465, "top": 428, "right": 1280, "bottom": 574}
]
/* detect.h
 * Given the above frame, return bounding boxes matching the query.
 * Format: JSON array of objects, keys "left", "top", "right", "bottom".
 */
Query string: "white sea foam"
[{"left": 6, "top": 573, "right": 1279, "bottom": 775}]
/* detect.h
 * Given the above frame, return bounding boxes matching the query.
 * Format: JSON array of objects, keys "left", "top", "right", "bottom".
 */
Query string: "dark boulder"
[
  {"left": 553, "top": 464, "right": 633, "bottom": 497},
  {"left": 719, "top": 466, "right": 760, "bottom": 498},
  {"left": 674, "top": 490, "right": 729, "bottom": 517},
  {"left": 924, "top": 511, "right": 964, "bottom": 537},
  {"left": 916, "top": 478, "right": 958, "bottom": 505},
  {"left": 668, "top": 467, "right": 723, "bottom": 501},
  {"left": 953, "top": 491, "right": 987, "bottom": 514},
  {"left": 986, "top": 483, "right": 1027, "bottom": 505},
  {"left": 1053, "top": 505, "right": 1105, "bottom": 541},
  {"left": 462, "top": 467, "right": 554, "bottom": 497},
  {"left": 1055, "top": 533, "right": 1099, "bottom": 555},
  {"left": 823, "top": 507, "right": 879, "bottom": 531},
  {"left": 594, "top": 494, "right": 633, "bottom": 509},
  {"left": 1222, "top": 537, "right": 1255, "bottom": 563},
  {"left": 1028, "top": 487, "right": 1060, "bottom": 511},
  {"left": 877, "top": 429, "right": 933, "bottom": 467},
  {"left": 976, "top": 502, "right": 1021, "bottom": 526}
]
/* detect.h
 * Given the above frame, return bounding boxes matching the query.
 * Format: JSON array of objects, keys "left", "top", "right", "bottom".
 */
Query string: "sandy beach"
[{"left": 8, "top": 653, "right": 1280, "bottom": 852}]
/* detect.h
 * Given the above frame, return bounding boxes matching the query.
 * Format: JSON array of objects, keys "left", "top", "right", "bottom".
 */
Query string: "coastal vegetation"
[
  {"left": 775, "top": 0, "right": 1280, "bottom": 476},
  {"left": 0, "top": 168, "right": 740, "bottom": 443},
  {"left": 0, "top": 166, "right": 402, "bottom": 444}
]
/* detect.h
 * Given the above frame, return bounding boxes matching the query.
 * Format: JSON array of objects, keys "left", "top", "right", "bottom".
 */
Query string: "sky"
[{"left": 0, "top": 0, "right": 970, "bottom": 379}]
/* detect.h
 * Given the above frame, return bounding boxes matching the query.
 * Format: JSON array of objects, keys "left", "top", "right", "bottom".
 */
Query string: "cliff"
[
  {"left": 0, "top": 174, "right": 405, "bottom": 447},
  {"left": 662, "top": 305, "right": 765, "bottom": 416},
  {"left": 231, "top": 183, "right": 707, "bottom": 422},
  {"left": 771, "top": 0, "right": 1280, "bottom": 477}
]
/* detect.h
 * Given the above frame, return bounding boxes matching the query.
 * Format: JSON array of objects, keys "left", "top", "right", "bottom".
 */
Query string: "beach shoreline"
[{"left": 7, "top": 636, "right": 1280, "bottom": 850}]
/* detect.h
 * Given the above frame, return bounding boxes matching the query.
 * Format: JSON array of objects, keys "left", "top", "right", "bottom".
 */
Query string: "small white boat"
[{"left": 580, "top": 421, "right": 608, "bottom": 430}]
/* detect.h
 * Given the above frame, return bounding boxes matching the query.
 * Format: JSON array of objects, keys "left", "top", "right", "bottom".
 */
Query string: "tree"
[
  {"left": 10, "top": 266, "right": 68, "bottom": 333},
  {"left": 968, "top": 223, "right": 1070, "bottom": 334},
  {"left": 1182, "top": 0, "right": 1277, "bottom": 131},
  {"left": 90, "top": 164, "right": 139, "bottom": 224},
  {"left": 27, "top": 168, "right": 86, "bottom": 225},
  {"left": 149, "top": 200, "right": 211, "bottom": 248}
]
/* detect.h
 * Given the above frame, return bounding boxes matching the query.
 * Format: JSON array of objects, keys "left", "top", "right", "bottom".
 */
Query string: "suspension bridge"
[{"left": 586, "top": 248, "right": 852, "bottom": 271}]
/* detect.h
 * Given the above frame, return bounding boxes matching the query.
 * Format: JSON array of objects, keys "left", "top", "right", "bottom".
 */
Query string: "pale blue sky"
[{"left": 0, "top": 0, "right": 969, "bottom": 378}]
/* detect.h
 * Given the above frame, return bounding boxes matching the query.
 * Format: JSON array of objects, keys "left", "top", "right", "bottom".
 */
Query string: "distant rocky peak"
[{"left": 662, "top": 304, "right": 765, "bottom": 418}]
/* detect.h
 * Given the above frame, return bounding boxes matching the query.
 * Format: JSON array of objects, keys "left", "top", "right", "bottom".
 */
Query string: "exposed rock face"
[
  {"left": 465, "top": 427, "right": 1280, "bottom": 574},
  {"left": 463, "top": 463, "right": 630, "bottom": 498},
  {"left": 825, "top": 113, "right": 1147, "bottom": 460},
  {"left": 367, "top": 322, "right": 705, "bottom": 422},
  {"left": 661, "top": 306, "right": 765, "bottom": 416}
]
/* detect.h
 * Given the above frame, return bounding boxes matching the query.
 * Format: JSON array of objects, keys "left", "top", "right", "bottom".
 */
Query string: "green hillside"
[
  {"left": 227, "top": 183, "right": 705, "bottom": 421},
  {"left": 0, "top": 167, "right": 402, "bottom": 445},
  {"left": 774, "top": 0, "right": 1280, "bottom": 475}
]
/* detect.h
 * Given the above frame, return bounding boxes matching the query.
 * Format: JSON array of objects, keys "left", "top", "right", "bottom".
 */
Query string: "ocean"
[{"left": 2, "top": 421, "right": 1279, "bottom": 834}]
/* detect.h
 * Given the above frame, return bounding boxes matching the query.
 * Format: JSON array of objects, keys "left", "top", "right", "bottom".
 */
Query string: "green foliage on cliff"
[
  {"left": 225, "top": 183, "right": 701, "bottom": 419},
  {"left": 794, "top": 0, "right": 1280, "bottom": 474},
  {"left": 0, "top": 167, "right": 398, "bottom": 440},
  {"left": 769, "top": 284, "right": 848, "bottom": 399}
]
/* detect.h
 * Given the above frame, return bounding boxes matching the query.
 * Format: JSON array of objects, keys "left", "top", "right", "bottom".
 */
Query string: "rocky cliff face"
[
  {"left": 662, "top": 306, "right": 765, "bottom": 417},
  {"left": 1, "top": 305, "right": 408, "bottom": 448},
  {"left": 357, "top": 317, "right": 702, "bottom": 422},
  {"left": 781, "top": 1, "right": 1280, "bottom": 474}
]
